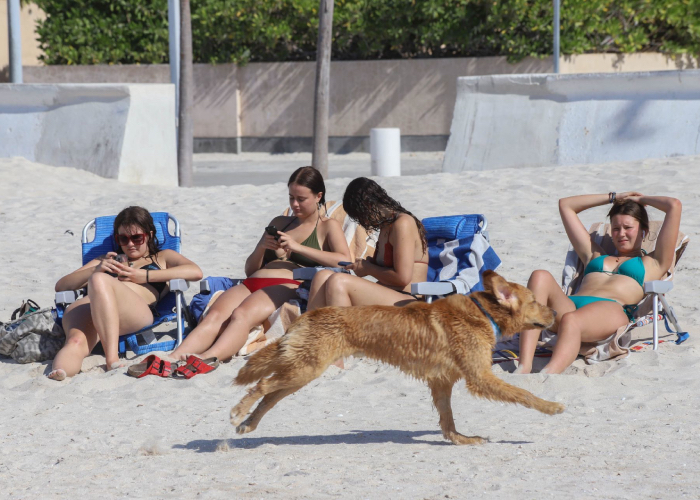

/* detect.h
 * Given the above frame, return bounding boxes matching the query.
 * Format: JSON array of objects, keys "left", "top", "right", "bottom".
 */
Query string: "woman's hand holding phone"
[{"left": 277, "top": 231, "right": 300, "bottom": 256}]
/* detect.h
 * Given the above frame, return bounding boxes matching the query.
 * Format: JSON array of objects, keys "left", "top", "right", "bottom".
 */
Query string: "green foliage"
[{"left": 33, "top": 0, "right": 700, "bottom": 65}]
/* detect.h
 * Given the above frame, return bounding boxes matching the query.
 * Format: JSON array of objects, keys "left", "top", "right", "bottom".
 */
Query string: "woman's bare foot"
[
  {"left": 47, "top": 368, "right": 67, "bottom": 381},
  {"left": 107, "top": 361, "right": 126, "bottom": 371},
  {"left": 514, "top": 364, "right": 531, "bottom": 374}
]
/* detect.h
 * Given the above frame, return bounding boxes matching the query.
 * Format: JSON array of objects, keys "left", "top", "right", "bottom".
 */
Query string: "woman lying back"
[{"left": 518, "top": 192, "right": 682, "bottom": 375}]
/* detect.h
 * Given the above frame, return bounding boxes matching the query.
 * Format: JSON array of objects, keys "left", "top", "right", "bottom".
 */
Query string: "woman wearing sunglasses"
[{"left": 49, "top": 206, "right": 202, "bottom": 380}]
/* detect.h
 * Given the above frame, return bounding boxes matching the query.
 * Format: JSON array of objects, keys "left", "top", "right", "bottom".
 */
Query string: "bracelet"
[
  {"left": 608, "top": 192, "right": 616, "bottom": 204},
  {"left": 146, "top": 269, "right": 150, "bottom": 283}
]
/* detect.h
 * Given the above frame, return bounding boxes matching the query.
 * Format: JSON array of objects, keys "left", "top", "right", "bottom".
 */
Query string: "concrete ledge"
[
  {"left": 194, "top": 135, "right": 449, "bottom": 154},
  {"left": 443, "top": 70, "right": 700, "bottom": 172},
  {"left": 0, "top": 83, "right": 177, "bottom": 185}
]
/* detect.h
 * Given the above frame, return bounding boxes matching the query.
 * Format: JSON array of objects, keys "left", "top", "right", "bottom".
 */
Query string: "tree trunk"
[
  {"left": 311, "top": 0, "right": 334, "bottom": 179},
  {"left": 177, "top": 0, "right": 193, "bottom": 187}
]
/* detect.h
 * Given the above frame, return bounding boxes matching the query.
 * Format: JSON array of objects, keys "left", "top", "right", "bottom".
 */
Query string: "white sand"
[{"left": 1, "top": 155, "right": 699, "bottom": 498}]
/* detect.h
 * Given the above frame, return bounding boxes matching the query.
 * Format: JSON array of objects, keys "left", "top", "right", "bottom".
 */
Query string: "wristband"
[
  {"left": 608, "top": 192, "right": 616, "bottom": 204},
  {"left": 146, "top": 269, "right": 150, "bottom": 283}
]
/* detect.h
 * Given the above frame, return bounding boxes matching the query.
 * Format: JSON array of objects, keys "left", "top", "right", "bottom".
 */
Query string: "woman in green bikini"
[
  {"left": 517, "top": 192, "right": 682, "bottom": 375},
  {"left": 170, "top": 166, "right": 351, "bottom": 364}
]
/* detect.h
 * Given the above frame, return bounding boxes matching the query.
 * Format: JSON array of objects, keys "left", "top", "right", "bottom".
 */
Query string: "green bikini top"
[
  {"left": 583, "top": 253, "right": 646, "bottom": 288},
  {"left": 263, "top": 218, "right": 322, "bottom": 268}
]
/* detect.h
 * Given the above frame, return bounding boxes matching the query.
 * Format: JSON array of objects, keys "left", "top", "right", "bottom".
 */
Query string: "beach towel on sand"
[
  {"left": 423, "top": 215, "right": 502, "bottom": 293},
  {"left": 0, "top": 307, "right": 65, "bottom": 363}
]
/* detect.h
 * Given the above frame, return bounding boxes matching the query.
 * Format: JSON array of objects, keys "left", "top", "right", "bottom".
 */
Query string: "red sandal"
[
  {"left": 127, "top": 355, "right": 175, "bottom": 378},
  {"left": 174, "top": 355, "right": 220, "bottom": 379}
]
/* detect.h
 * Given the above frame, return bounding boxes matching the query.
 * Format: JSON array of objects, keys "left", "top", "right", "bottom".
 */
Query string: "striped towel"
[{"left": 423, "top": 215, "right": 502, "bottom": 294}]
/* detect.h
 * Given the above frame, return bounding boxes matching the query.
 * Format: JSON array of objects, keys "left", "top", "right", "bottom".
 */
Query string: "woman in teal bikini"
[
  {"left": 517, "top": 192, "right": 682, "bottom": 375},
  {"left": 170, "top": 166, "right": 351, "bottom": 364}
]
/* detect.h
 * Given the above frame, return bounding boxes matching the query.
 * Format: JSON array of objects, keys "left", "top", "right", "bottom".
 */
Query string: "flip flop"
[
  {"left": 174, "top": 355, "right": 220, "bottom": 379},
  {"left": 127, "top": 355, "right": 176, "bottom": 378}
]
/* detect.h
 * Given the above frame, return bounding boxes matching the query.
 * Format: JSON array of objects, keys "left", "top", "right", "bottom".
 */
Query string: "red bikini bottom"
[{"left": 242, "top": 277, "right": 301, "bottom": 294}]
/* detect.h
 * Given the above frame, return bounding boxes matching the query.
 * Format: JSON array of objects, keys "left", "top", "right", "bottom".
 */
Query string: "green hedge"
[{"left": 33, "top": 0, "right": 700, "bottom": 65}]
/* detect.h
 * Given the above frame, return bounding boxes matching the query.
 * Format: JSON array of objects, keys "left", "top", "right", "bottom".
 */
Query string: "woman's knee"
[
  {"left": 87, "top": 271, "right": 112, "bottom": 293},
  {"left": 310, "top": 270, "right": 334, "bottom": 291},
  {"left": 64, "top": 332, "right": 90, "bottom": 350},
  {"left": 528, "top": 270, "right": 555, "bottom": 290},
  {"left": 557, "top": 311, "right": 580, "bottom": 335},
  {"left": 325, "top": 273, "right": 351, "bottom": 298}
]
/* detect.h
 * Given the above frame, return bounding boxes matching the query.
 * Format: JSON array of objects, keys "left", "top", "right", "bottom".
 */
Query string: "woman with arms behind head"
[
  {"left": 518, "top": 192, "right": 682, "bottom": 375},
  {"left": 169, "top": 166, "right": 351, "bottom": 364},
  {"left": 50, "top": 206, "right": 203, "bottom": 380},
  {"left": 307, "top": 177, "right": 428, "bottom": 310}
]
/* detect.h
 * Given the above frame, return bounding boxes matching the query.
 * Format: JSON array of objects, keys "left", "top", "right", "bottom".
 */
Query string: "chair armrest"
[
  {"left": 200, "top": 279, "right": 211, "bottom": 294},
  {"left": 292, "top": 267, "right": 346, "bottom": 281},
  {"left": 55, "top": 290, "right": 82, "bottom": 305},
  {"left": 643, "top": 281, "right": 673, "bottom": 294},
  {"left": 411, "top": 281, "right": 458, "bottom": 296},
  {"left": 169, "top": 279, "right": 190, "bottom": 293}
]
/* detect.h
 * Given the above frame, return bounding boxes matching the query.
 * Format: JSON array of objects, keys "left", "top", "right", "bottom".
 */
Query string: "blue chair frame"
[{"left": 55, "top": 212, "right": 192, "bottom": 356}]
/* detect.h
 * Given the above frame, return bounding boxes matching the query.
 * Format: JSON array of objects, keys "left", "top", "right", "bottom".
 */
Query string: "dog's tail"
[{"left": 233, "top": 340, "right": 283, "bottom": 386}]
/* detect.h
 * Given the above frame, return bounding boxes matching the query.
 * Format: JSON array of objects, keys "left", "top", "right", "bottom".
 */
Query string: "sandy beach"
[{"left": 1, "top": 155, "right": 699, "bottom": 499}]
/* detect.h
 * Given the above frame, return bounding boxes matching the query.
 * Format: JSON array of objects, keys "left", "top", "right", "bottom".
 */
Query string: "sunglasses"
[{"left": 115, "top": 233, "right": 147, "bottom": 246}]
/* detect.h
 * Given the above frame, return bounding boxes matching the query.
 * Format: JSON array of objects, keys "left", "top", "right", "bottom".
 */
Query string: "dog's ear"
[{"left": 484, "top": 272, "right": 519, "bottom": 309}]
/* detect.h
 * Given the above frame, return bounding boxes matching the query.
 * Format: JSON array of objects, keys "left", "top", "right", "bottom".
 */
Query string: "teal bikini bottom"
[{"left": 569, "top": 295, "right": 636, "bottom": 322}]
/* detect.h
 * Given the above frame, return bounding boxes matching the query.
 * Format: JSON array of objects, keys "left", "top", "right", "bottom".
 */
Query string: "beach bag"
[
  {"left": 0, "top": 306, "right": 65, "bottom": 364},
  {"left": 189, "top": 276, "right": 237, "bottom": 323}
]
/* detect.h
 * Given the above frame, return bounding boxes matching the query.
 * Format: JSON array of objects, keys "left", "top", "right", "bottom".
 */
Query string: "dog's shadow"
[{"left": 174, "top": 431, "right": 534, "bottom": 451}]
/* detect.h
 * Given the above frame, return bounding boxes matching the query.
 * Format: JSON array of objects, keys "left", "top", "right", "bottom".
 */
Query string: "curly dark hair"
[
  {"left": 607, "top": 199, "right": 650, "bottom": 235},
  {"left": 113, "top": 206, "right": 162, "bottom": 258},
  {"left": 342, "top": 177, "right": 427, "bottom": 253}
]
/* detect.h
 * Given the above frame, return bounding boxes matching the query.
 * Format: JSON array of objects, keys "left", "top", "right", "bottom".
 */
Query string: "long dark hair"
[
  {"left": 288, "top": 166, "right": 326, "bottom": 206},
  {"left": 113, "top": 206, "right": 161, "bottom": 257},
  {"left": 608, "top": 199, "right": 650, "bottom": 235},
  {"left": 343, "top": 177, "right": 427, "bottom": 253}
]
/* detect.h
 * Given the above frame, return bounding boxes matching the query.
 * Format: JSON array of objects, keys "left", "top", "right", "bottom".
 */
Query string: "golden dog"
[{"left": 231, "top": 270, "right": 564, "bottom": 445}]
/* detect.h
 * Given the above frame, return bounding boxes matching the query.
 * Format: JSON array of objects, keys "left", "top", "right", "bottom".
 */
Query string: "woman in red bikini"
[
  {"left": 170, "top": 166, "right": 351, "bottom": 363},
  {"left": 307, "top": 177, "right": 429, "bottom": 311},
  {"left": 517, "top": 191, "right": 682, "bottom": 375}
]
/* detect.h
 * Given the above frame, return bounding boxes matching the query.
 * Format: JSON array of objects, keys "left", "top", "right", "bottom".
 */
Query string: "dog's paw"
[
  {"left": 236, "top": 422, "right": 256, "bottom": 435},
  {"left": 230, "top": 406, "right": 247, "bottom": 427},
  {"left": 546, "top": 402, "right": 565, "bottom": 415},
  {"left": 447, "top": 433, "right": 487, "bottom": 445}
]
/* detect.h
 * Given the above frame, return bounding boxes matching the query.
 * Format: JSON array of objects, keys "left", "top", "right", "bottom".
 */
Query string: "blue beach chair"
[
  {"left": 55, "top": 212, "right": 193, "bottom": 356},
  {"left": 411, "top": 214, "right": 502, "bottom": 302}
]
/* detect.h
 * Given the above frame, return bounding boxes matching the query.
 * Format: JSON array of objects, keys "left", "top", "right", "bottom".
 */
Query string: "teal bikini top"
[{"left": 583, "top": 254, "right": 646, "bottom": 288}]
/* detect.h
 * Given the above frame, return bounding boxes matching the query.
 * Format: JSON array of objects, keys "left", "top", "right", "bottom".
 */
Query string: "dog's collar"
[{"left": 471, "top": 297, "right": 502, "bottom": 341}]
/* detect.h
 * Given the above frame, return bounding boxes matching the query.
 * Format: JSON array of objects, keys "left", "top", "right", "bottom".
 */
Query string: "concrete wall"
[
  {"left": 0, "top": 84, "right": 178, "bottom": 185},
  {"left": 442, "top": 70, "right": 700, "bottom": 173},
  {"left": 14, "top": 53, "right": 700, "bottom": 153}
]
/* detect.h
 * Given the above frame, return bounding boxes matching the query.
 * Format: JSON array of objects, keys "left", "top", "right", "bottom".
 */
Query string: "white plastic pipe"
[
  {"left": 8, "top": 0, "right": 22, "bottom": 83},
  {"left": 370, "top": 128, "right": 401, "bottom": 177}
]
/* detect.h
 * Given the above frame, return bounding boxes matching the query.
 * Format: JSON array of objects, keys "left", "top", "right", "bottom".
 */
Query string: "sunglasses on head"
[{"left": 116, "top": 233, "right": 147, "bottom": 246}]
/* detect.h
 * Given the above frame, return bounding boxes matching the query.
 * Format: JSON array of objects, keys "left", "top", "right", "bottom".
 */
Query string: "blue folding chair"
[
  {"left": 411, "top": 214, "right": 502, "bottom": 302},
  {"left": 55, "top": 212, "right": 193, "bottom": 356}
]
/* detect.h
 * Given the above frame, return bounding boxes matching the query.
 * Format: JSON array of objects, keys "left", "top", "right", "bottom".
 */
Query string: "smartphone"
[
  {"left": 265, "top": 225, "right": 280, "bottom": 240},
  {"left": 112, "top": 254, "right": 128, "bottom": 264},
  {"left": 338, "top": 261, "right": 352, "bottom": 267}
]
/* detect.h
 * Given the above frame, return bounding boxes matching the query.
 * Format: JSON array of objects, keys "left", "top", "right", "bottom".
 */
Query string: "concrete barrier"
[
  {"left": 0, "top": 84, "right": 177, "bottom": 185},
  {"left": 443, "top": 70, "right": 700, "bottom": 172}
]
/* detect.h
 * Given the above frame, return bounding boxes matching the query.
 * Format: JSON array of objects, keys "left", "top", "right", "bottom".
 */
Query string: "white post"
[
  {"left": 370, "top": 128, "right": 401, "bottom": 177},
  {"left": 652, "top": 294, "right": 659, "bottom": 350},
  {"left": 553, "top": 0, "right": 560, "bottom": 74},
  {"left": 8, "top": 0, "right": 22, "bottom": 83},
  {"left": 168, "top": 0, "right": 181, "bottom": 117}
]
